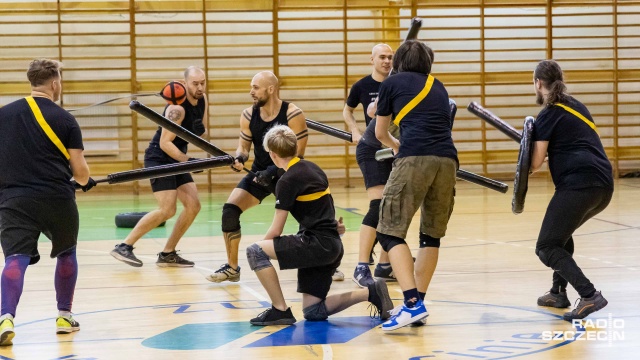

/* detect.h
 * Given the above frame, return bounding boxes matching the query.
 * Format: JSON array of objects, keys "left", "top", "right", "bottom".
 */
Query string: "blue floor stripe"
[{"left": 244, "top": 316, "right": 381, "bottom": 348}]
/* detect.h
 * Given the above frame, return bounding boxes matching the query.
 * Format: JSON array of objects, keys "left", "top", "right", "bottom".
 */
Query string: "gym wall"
[{"left": 1, "top": 0, "right": 638, "bottom": 192}]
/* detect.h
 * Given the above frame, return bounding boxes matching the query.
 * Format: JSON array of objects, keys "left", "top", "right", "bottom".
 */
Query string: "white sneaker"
[{"left": 332, "top": 268, "right": 345, "bottom": 281}]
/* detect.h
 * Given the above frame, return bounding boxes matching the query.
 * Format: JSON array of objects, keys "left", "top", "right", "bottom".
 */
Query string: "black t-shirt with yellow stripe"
[
  {"left": 533, "top": 96, "right": 613, "bottom": 190},
  {"left": 0, "top": 97, "right": 84, "bottom": 201},
  {"left": 275, "top": 158, "right": 339, "bottom": 236},
  {"left": 376, "top": 72, "right": 457, "bottom": 162}
]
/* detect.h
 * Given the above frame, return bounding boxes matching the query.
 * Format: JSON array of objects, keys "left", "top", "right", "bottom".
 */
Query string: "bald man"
[
  {"left": 206, "top": 71, "right": 308, "bottom": 283},
  {"left": 343, "top": 43, "right": 393, "bottom": 144},
  {"left": 110, "top": 66, "right": 207, "bottom": 268}
]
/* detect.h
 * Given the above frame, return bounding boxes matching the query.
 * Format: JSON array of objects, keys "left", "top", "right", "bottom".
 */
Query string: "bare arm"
[
  {"left": 287, "top": 104, "right": 308, "bottom": 157},
  {"left": 264, "top": 209, "right": 289, "bottom": 240},
  {"left": 342, "top": 104, "right": 362, "bottom": 144},
  {"left": 202, "top": 95, "right": 209, "bottom": 133},
  {"left": 366, "top": 98, "right": 378, "bottom": 119},
  {"left": 232, "top": 107, "right": 253, "bottom": 171},
  {"left": 68, "top": 148, "right": 90, "bottom": 185},
  {"left": 530, "top": 140, "right": 549, "bottom": 173},
  {"left": 375, "top": 114, "right": 400, "bottom": 154},
  {"left": 159, "top": 105, "right": 190, "bottom": 162}
]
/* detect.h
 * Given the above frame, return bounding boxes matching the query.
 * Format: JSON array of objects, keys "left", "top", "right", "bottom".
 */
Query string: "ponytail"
[{"left": 546, "top": 79, "right": 570, "bottom": 105}]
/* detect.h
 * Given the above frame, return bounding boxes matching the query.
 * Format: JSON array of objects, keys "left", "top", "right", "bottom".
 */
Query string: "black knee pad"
[
  {"left": 221, "top": 203, "right": 242, "bottom": 233},
  {"left": 536, "top": 247, "right": 553, "bottom": 267},
  {"left": 377, "top": 232, "right": 406, "bottom": 252},
  {"left": 303, "top": 300, "right": 328, "bottom": 321},
  {"left": 419, "top": 233, "right": 441, "bottom": 248},
  {"left": 362, "top": 199, "right": 381, "bottom": 228}
]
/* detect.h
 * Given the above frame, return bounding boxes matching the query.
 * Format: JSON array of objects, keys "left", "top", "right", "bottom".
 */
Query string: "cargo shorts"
[{"left": 377, "top": 155, "right": 457, "bottom": 240}]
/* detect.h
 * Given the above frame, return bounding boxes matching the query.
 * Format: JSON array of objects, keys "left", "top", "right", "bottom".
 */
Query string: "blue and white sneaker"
[{"left": 381, "top": 300, "right": 428, "bottom": 331}]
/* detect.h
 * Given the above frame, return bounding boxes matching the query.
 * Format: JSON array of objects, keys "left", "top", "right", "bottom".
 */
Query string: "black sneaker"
[
  {"left": 374, "top": 265, "right": 396, "bottom": 282},
  {"left": 563, "top": 291, "right": 608, "bottom": 321},
  {"left": 367, "top": 279, "right": 394, "bottom": 320},
  {"left": 537, "top": 291, "right": 571, "bottom": 308},
  {"left": 250, "top": 306, "right": 296, "bottom": 326},
  {"left": 110, "top": 243, "right": 143, "bottom": 267},
  {"left": 156, "top": 251, "right": 194, "bottom": 268}
]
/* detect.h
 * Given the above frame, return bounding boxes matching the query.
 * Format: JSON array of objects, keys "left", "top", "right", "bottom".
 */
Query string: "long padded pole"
[
  {"left": 129, "top": 100, "right": 254, "bottom": 175},
  {"left": 467, "top": 102, "right": 522, "bottom": 143},
  {"left": 375, "top": 148, "right": 508, "bottom": 194},
  {"left": 306, "top": 119, "right": 352, "bottom": 142}
]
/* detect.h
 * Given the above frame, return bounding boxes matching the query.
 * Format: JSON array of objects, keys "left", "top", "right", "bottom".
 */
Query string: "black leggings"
[{"left": 535, "top": 187, "right": 613, "bottom": 298}]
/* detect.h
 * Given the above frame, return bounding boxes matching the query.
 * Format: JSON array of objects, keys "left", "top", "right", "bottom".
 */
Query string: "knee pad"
[
  {"left": 362, "top": 199, "right": 381, "bottom": 228},
  {"left": 535, "top": 246, "right": 557, "bottom": 268},
  {"left": 246, "top": 243, "right": 273, "bottom": 271},
  {"left": 419, "top": 233, "right": 441, "bottom": 248},
  {"left": 377, "top": 232, "right": 406, "bottom": 252},
  {"left": 303, "top": 300, "right": 328, "bottom": 321},
  {"left": 221, "top": 203, "right": 242, "bottom": 232}
]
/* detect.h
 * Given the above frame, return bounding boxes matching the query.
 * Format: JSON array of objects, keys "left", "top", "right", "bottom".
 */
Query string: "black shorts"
[
  {"left": 356, "top": 142, "right": 393, "bottom": 189},
  {"left": 145, "top": 158, "right": 194, "bottom": 192},
  {"left": 274, "top": 230, "right": 343, "bottom": 299},
  {"left": 0, "top": 197, "right": 79, "bottom": 265},
  {"left": 236, "top": 172, "right": 273, "bottom": 203}
]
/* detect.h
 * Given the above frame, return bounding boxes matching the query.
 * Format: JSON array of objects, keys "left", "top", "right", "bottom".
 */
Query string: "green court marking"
[
  {"left": 142, "top": 322, "right": 257, "bottom": 350},
  {"left": 50, "top": 194, "right": 363, "bottom": 242}
]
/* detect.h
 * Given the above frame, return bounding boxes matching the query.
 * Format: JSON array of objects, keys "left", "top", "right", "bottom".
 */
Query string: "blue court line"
[{"left": 244, "top": 317, "right": 381, "bottom": 348}]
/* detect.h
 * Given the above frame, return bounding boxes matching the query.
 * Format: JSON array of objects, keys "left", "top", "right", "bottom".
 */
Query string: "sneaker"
[
  {"left": 388, "top": 305, "right": 427, "bottom": 327},
  {"left": 206, "top": 263, "right": 241, "bottom": 283},
  {"left": 563, "top": 291, "right": 608, "bottom": 322},
  {"left": 110, "top": 243, "right": 142, "bottom": 267},
  {"left": 367, "top": 280, "right": 394, "bottom": 320},
  {"left": 56, "top": 316, "right": 80, "bottom": 334},
  {"left": 374, "top": 265, "right": 396, "bottom": 282},
  {"left": 332, "top": 268, "right": 345, "bottom": 282},
  {"left": 250, "top": 306, "right": 296, "bottom": 326},
  {"left": 0, "top": 317, "right": 14, "bottom": 346},
  {"left": 353, "top": 265, "right": 374, "bottom": 288},
  {"left": 156, "top": 251, "right": 194, "bottom": 268},
  {"left": 382, "top": 301, "right": 428, "bottom": 331},
  {"left": 537, "top": 291, "right": 571, "bottom": 308}
]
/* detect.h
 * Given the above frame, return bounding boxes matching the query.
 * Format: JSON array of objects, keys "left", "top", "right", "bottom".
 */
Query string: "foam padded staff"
[
  {"left": 406, "top": 17, "right": 423, "bottom": 41},
  {"left": 512, "top": 116, "right": 534, "bottom": 214},
  {"left": 92, "top": 157, "right": 234, "bottom": 185},
  {"left": 129, "top": 100, "right": 255, "bottom": 175},
  {"left": 467, "top": 102, "right": 522, "bottom": 143},
  {"left": 306, "top": 119, "right": 352, "bottom": 142},
  {"left": 374, "top": 148, "right": 509, "bottom": 194}
]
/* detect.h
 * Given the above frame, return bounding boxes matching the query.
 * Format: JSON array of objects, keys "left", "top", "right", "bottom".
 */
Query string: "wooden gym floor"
[{"left": 1, "top": 177, "right": 639, "bottom": 360}]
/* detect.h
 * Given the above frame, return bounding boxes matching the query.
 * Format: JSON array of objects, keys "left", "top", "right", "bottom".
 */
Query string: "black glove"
[
  {"left": 231, "top": 155, "right": 247, "bottom": 173},
  {"left": 188, "top": 158, "right": 204, "bottom": 173},
  {"left": 73, "top": 177, "right": 96, "bottom": 192},
  {"left": 192, "top": 118, "right": 206, "bottom": 136},
  {"left": 254, "top": 165, "right": 279, "bottom": 191}
]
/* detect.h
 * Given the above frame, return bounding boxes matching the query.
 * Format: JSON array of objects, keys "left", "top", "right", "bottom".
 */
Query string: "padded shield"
[{"left": 512, "top": 116, "right": 535, "bottom": 214}]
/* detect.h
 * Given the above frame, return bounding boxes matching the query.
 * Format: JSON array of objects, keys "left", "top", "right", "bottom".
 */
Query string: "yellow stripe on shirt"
[
  {"left": 25, "top": 96, "right": 70, "bottom": 159},
  {"left": 393, "top": 75, "right": 434, "bottom": 126},
  {"left": 554, "top": 103, "right": 599, "bottom": 134},
  {"left": 296, "top": 188, "right": 331, "bottom": 202}
]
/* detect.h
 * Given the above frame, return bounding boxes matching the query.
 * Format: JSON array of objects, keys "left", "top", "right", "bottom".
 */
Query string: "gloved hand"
[
  {"left": 254, "top": 165, "right": 280, "bottom": 192},
  {"left": 192, "top": 118, "right": 206, "bottom": 136},
  {"left": 231, "top": 155, "right": 246, "bottom": 173},
  {"left": 72, "top": 177, "right": 96, "bottom": 192}
]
